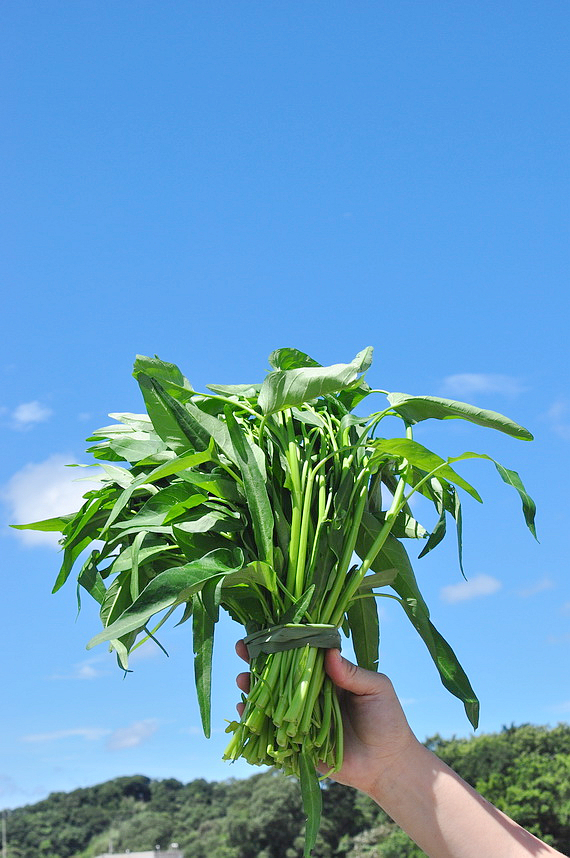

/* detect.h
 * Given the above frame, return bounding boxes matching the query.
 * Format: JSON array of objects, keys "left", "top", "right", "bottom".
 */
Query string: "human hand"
[
  {"left": 234, "top": 641, "right": 419, "bottom": 799},
  {"left": 320, "top": 648, "right": 419, "bottom": 797}
]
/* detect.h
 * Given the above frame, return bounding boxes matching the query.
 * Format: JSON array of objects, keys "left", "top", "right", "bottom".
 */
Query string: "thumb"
[{"left": 324, "top": 648, "right": 387, "bottom": 696}]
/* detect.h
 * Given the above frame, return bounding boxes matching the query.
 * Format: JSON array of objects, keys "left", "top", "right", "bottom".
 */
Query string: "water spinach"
[{"left": 16, "top": 347, "right": 537, "bottom": 855}]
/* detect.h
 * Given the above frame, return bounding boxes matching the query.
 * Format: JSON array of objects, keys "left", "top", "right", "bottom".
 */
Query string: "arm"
[
  {"left": 235, "top": 643, "right": 566, "bottom": 858},
  {"left": 321, "top": 648, "right": 567, "bottom": 858}
]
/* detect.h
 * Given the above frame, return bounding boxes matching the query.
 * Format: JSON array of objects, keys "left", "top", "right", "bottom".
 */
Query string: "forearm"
[{"left": 368, "top": 742, "right": 566, "bottom": 858}]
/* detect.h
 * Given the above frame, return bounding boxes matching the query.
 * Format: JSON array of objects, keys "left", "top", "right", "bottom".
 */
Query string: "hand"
[
  {"left": 319, "top": 648, "right": 419, "bottom": 797},
  {"left": 234, "top": 641, "right": 419, "bottom": 799}
]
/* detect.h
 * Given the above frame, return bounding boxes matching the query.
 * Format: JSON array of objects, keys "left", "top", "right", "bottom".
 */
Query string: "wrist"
[{"left": 366, "top": 734, "right": 427, "bottom": 808}]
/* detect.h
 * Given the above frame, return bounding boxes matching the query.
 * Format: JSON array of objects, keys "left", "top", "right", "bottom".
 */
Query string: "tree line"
[{"left": 4, "top": 723, "right": 570, "bottom": 858}]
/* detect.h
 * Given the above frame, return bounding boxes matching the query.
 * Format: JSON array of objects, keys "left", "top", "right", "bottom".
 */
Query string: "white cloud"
[
  {"left": 516, "top": 577, "right": 554, "bottom": 598},
  {"left": 440, "top": 573, "right": 501, "bottom": 604},
  {"left": 548, "top": 700, "right": 570, "bottom": 714},
  {"left": 106, "top": 719, "right": 159, "bottom": 750},
  {"left": 49, "top": 658, "right": 106, "bottom": 681},
  {"left": 11, "top": 400, "right": 53, "bottom": 428},
  {"left": 3, "top": 454, "right": 102, "bottom": 547},
  {"left": 545, "top": 398, "right": 570, "bottom": 441},
  {"left": 22, "top": 727, "right": 110, "bottom": 743},
  {"left": 440, "top": 373, "right": 525, "bottom": 398}
]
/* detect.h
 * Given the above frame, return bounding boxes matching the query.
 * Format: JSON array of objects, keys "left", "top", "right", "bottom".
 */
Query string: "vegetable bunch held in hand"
[{"left": 16, "top": 347, "right": 537, "bottom": 856}]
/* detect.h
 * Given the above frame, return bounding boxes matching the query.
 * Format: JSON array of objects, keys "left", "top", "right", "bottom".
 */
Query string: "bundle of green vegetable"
[{"left": 16, "top": 348, "right": 537, "bottom": 855}]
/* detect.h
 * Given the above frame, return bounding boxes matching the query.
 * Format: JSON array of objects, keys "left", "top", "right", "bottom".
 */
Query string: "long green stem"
[
  {"left": 331, "top": 427, "right": 413, "bottom": 623},
  {"left": 284, "top": 410, "right": 304, "bottom": 596},
  {"left": 321, "top": 470, "right": 369, "bottom": 624}
]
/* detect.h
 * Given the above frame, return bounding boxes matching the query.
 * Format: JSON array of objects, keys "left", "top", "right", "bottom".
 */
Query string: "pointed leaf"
[
  {"left": 387, "top": 392, "right": 533, "bottom": 441},
  {"left": 77, "top": 551, "right": 107, "bottom": 605},
  {"left": 192, "top": 593, "right": 215, "bottom": 737},
  {"left": 136, "top": 373, "right": 208, "bottom": 454},
  {"left": 206, "top": 382, "right": 261, "bottom": 398},
  {"left": 449, "top": 452, "right": 537, "bottom": 539},
  {"left": 356, "top": 526, "right": 479, "bottom": 728},
  {"left": 258, "top": 348, "right": 373, "bottom": 414},
  {"left": 87, "top": 548, "right": 243, "bottom": 647},
  {"left": 11, "top": 513, "right": 75, "bottom": 533},
  {"left": 370, "top": 438, "right": 483, "bottom": 503},
  {"left": 268, "top": 348, "right": 321, "bottom": 370},
  {"left": 358, "top": 569, "right": 397, "bottom": 590},
  {"left": 226, "top": 408, "right": 274, "bottom": 565},
  {"left": 102, "top": 447, "right": 213, "bottom": 532},
  {"left": 133, "top": 354, "right": 194, "bottom": 398},
  {"left": 278, "top": 585, "right": 316, "bottom": 625},
  {"left": 299, "top": 751, "right": 322, "bottom": 858},
  {"left": 347, "top": 595, "right": 379, "bottom": 671},
  {"left": 111, "top": 543, "right": 178, "bottom": 574}
]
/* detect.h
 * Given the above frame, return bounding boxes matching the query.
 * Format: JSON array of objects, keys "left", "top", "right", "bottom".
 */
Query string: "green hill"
[{"left": 3, "top": 724, "right": 570, "bottom": 858}]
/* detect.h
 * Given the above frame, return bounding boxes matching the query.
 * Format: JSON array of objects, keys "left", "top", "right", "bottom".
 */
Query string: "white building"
[{"left": 93, "top": 849, "right": 184, "bottom": 858}]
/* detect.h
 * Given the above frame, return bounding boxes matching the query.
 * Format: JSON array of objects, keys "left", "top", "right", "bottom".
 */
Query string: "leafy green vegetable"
[{"left": 15, "top": 347, "right": 537, "bottom": 855}]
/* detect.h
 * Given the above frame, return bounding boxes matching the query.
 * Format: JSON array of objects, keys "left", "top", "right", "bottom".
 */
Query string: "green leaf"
[
  {"left": 226, "top": 408, "right": 274, "bottom": 565},
  {"left": 369, "top": 438, "right": 483, "bottom": 503},
  {"left": 102, "top": 447, "right": 213, "bottom": 532},
  {"left": 258, "top": 348, "right": 373, "bottom": 414},
  {"left": 110, "top": 543, "right": 178, "bottom": 575},
  {"left": 372, "top": 508, "right": 428, "bottom": 540},
  {"left": 206, "top": 382, "right": 261, "bottom": 398},
  {"left": 137, "top": 375, "right": 237, "bottom": 463},
  {"left": 181, "top": 400, "right": 238, "bottom": 463},
  {"left": 129, "top": 530, "right": 146, "bottom": 601},
  {"left": 176, "top": 469, "right": 242, "bottom": 502},
  {"left": 76, "top": 551, "right": 107, "bottom": 606},
  {"left": 387, "top": 392, "right": 533, "bottom": 441},
  {"left": 136, "top": 373, "right": 208, "bottom": 454},
  {"left": 417, "top": 479, "right": 465, "bottom": 575},
  {"left": 222, "top": 561, "right": 276, "bottom": 592},
  {"left": 418, "top": 503, "right": 447, "bottom": 559},
  {"left": 278, "top": 585, "right": 316, "bottom": 625},
  {"left": 11, "top": 513, "right": 75, "bottom": 533},
  {"left": 268, "top": 348, "right": 322, "bottom": 370},
  {"left": 449, "top": 452, "right": 537, "bottom": 539},
  {"left": 347, "top": 594, "right": 379, "bottom": 672},
  {"left": 87, "top": 547, "right": 244, "bottom": 647},
  {"left": 94, "top": 412, "right": 155, "bottom": 435},
  {"left": 192, "top": 593, "right": 215, "bottom": 738},
  {"left": 358, "top": 569, "right": 398, "bottom": 590},
  {"left": 173, "top": 529, "right": 232, "bottom": 562},
  {"left": 299, "top": 750, "right": 322, "bottom": 858},
  {"left": 173, "top": 509, "right": 243, "bottom": 534},
  {"left": 98, "top": 462, "right": 136, "bottom": 489},
  {"left": 108, "top": 434, "right": 168, "bottom": 463},
  {"left": 99, "top": 570, "right": 133, "bottom": 629},
  {"left": 356, "top": 527, "right": 479, "bottom": 728},
  {"left": 133, "top": 354, "right": 194, "bottom": 398},
  {"left": 111, "top": 485, "right": 205, "bottom": 529}
]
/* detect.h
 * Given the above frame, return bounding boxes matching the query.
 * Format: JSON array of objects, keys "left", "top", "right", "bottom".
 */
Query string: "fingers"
[
  {"left": 235, "top": 640, "right": 250, "bottom": 716},
  {"left": 236, "top": 671, "right": 250, "bottom": 693},
  {"left": 235, "top": 639, "right": 249, "bottom": 663},
  {"left": 235, "top": 676, "right": 248, "bottom": 717},
  {"left": 324, "top": 648, "right": 393, "bottom": 697}
]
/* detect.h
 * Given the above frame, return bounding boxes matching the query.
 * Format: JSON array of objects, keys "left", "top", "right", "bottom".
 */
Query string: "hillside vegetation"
[{"left": 4, "top": 724, "right": 570, "bottom": 858}]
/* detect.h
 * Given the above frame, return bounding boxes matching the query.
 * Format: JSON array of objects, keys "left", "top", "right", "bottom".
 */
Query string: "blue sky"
[{"left": 1, "top": 1, "right": 568, "bottom": 811}]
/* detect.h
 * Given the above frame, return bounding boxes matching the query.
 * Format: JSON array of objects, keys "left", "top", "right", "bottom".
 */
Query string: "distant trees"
[{"left": 3, "top": 723, "right": 569, "bottom": 858}]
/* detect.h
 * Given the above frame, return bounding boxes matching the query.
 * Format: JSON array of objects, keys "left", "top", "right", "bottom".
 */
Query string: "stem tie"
[{"left": 244, "top": 623, "right": 341, "bottom": 659}]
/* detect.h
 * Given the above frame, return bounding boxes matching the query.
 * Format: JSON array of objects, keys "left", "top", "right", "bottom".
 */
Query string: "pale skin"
[{"left": 235, "top": 642, "right": 568, "bottom": 858}]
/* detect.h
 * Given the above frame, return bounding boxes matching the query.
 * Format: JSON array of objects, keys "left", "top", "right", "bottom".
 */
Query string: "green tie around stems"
[{"left": 243, "top": 623, "right": 342, "bottom": 659}]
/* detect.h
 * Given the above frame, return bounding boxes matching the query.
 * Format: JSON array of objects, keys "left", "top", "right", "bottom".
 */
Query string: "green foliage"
[
  {"left": 3, "top": 724, "right": 570, "bottom": 858},
  {"left": 15, "top": 348, "right": 538, "bottom": 855}
]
